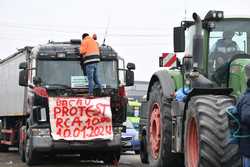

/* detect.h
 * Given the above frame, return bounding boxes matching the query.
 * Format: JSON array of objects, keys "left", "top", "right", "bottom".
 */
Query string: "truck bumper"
[{"left": 31, "top": 134, "right": 121, "bottom": 153}]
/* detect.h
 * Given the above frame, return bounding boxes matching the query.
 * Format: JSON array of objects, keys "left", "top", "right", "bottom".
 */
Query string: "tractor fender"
[{"left": 146, "top": 70, "right": 175, "bottom": 101}]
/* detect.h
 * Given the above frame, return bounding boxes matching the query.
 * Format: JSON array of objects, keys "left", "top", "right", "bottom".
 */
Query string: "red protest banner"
[{"left": 49, "top": 97, "right": 113, "bottom": 141}]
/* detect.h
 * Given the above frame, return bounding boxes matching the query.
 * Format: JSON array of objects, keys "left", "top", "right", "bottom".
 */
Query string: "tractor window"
[
  {"left": 207, "top": 19, "right": 250, "bottom": 85},
  {"left": 209, "top": 31, "right": 247, "bottom": 71}
]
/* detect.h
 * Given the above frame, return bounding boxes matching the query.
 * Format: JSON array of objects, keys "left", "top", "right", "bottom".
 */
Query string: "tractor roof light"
[
  {"left": 204, "top": 10, "right": 224, "bottom": 21},
  {"left": 217, "top": 11, "right": 223, "bottom": 19}
]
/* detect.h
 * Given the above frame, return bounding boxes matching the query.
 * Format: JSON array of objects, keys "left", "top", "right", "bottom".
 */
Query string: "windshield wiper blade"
[{"left": 44, "top": 84, "right": 71, "bottom": 89}]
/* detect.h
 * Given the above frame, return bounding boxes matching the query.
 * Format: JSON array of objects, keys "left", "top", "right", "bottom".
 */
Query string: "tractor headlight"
[{"left": 217, "top": 11, "right": 223, "bottom": 19}]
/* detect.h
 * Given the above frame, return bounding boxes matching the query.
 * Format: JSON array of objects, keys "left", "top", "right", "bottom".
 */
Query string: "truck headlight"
[{"left": 31, "top": 128, "right": 50, "bottom": 136}]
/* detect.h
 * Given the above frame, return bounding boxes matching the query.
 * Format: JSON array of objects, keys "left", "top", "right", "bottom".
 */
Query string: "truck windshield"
[
  {"left": 208, "top": 20, "right": 250, "bottom": 70},
  {"left": 37, "top": 60, "right": 118, "bottom": 88}
]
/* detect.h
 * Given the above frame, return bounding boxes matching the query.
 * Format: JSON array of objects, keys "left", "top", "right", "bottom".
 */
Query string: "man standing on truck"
[
  {"left": 80, "top": 33, "right": 102, "bottom": 97},
  {"left": 236, "top": 64, "right": 250, "bottom": 167}
]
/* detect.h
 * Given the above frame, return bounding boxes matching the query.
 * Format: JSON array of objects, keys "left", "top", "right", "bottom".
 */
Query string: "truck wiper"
[{"left": 44, "top": 84, "right": 72, "bottom": 90}]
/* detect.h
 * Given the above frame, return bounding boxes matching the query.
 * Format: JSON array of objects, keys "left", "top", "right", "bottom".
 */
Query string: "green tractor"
[{"left": 139, "top": 10, "right": 250, "bottom": 167}]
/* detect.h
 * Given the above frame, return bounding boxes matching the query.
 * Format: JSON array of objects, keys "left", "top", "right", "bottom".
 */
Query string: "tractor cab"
[{"left": 174, "top": 10, "right": 250, "bottom": 97}]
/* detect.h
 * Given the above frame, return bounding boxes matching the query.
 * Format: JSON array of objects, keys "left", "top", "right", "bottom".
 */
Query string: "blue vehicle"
[{"left": 121, "top": 119, "right": 140, "bottom": 154}]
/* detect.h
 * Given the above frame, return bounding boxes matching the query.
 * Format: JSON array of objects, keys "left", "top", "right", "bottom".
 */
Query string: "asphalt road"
[{"left": 0, "top": 149, "right": 149, "bottom": 167}]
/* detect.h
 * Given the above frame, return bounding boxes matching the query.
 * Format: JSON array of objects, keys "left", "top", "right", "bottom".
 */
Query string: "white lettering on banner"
[{"left": 49, "top": 97, "right": 113, "bottom": 141}]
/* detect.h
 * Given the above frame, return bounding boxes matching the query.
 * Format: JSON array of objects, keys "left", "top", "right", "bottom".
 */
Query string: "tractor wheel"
[
  {"left": 147, "top": 81, "right": 183, "bottom": 167},
  {"left": 184, "top": 95, "right": 241, "bottom": 167},
  {"left": 140, "top": 133, "right": 149, "bottom": 163}
]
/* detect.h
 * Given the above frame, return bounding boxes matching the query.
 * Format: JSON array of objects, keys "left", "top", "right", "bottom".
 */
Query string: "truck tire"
[
  {"left": 103, "top": 151, "right": 121, "bottom": 165},
  {"left": 184, "top": 95, "right": 241, "bottom": 167},
  {"left": 147, "top": 81, "right": 183, "bottom": 167},
  {"left": 0, "top": 145, "right": 8, "bottom": 152},
  {"left": 19, "top": 126, "right": 26, "bottom": 162},
  {"left": 140, "top": 134, "right": 149, "bottom": 163},
  {"left": 25, "top": 137, "right": 40, "bottom": 166},
  {"left": 19, "top": 140, "right": 25, "bottom": 162},
  {"left": 135, "top": 150, "right": 140, "bottom": 154}
]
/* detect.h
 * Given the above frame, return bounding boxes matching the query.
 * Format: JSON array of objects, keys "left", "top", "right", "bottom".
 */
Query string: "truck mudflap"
[{"left": 31, "top": 133, "right": 121, "bottom": 152}]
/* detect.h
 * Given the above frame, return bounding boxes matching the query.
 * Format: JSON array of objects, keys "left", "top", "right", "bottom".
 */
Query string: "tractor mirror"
[{"left": 174, "top": 27, "right": 185, "bottom": 52}]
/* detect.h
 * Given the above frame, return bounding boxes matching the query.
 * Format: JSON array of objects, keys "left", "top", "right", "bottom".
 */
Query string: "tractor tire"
[
  {"left": 184, "top": 95, "right": 241, "bottom": 167},
  {"left": 146, "top": 81, "right": 184, "bottom": 167},
  {"left": 140, "top": 134, "right": 149, "bottom": 163},
  {"left": 25, "top": 137, "right": 40, "bottom": 166}
]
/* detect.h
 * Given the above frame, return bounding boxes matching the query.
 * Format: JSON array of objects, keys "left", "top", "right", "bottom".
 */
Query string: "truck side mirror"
[
  {"left": 125, "top": 70, "right": 134, "bottom": 86},
  {"left": 174, "top": 27, "right": 185, "bottom": 52},
  {"left": 127, "top": 63, "right": 136, "bottom": 70},
  {"left": 19, "top": 70, "right": 28, "bottom": 87},
  {"left": 19, "top": 62, "right": 27, "bottom": 69}
]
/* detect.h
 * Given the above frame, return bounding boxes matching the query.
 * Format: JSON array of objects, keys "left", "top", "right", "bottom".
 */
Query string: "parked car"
[{"left": 121, "top": 119, "right": 140, "bottom": 154}]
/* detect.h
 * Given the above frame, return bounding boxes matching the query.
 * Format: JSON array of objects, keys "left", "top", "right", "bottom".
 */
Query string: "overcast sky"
[{"left": 0, "top": 0, "right": 250, "bottom": 81}]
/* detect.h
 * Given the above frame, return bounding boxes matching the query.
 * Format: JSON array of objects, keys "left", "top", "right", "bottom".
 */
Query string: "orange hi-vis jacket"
[
  {"left": 80, "top": 36, "right": 100, "bottom": 64},
  {"left": 80, "top": 36, "right": 100, "bottom": 56}
]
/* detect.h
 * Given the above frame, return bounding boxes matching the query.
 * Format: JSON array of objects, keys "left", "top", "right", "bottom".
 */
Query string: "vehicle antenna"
[{"left": 103, "top": 16, "right": 111, "bottom": 45}]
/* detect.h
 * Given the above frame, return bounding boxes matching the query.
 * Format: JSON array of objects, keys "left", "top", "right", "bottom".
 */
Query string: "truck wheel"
[
  {"left": 19, "top": 141, "right": 25, "bottom": 162},
  {"left": 135, "top": 150, "right": 140, "bottom": 154},
  {"left": 103, "top": 151, "right": 120, "bottom": 165},
  {"left": 184, "top": 95, "right": 241, "bottom": 167},
  {"left": 25, "top": 137, "right": 39, "bottom": 165},
  {"left": 0, "top": 145, "right": 8, "bottom": 152},
  {"left": 19, "top": 126, "right": 26, "bottom": 162},
  {"left": 140, "top": 134, "right": 148, "bottom": 163},
  {"left": 147, "top": 81, "right": 183, "bottom": 167}
]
